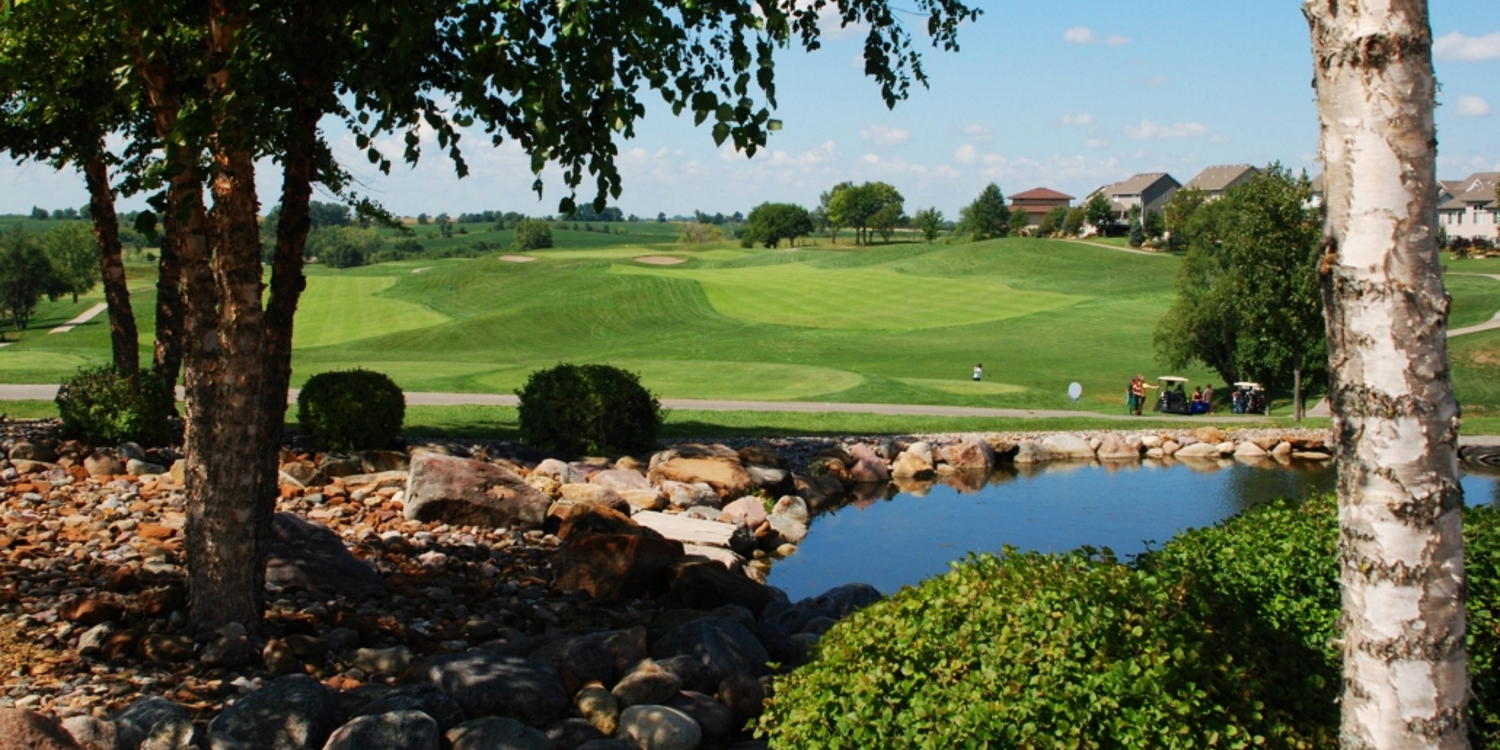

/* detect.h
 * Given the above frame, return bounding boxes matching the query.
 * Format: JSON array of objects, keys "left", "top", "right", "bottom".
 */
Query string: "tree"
[
  {"left": 416, "top": 212, "right": 430, "bottom": 225},
  {"left": 1007, "top": 209, "right": 1029, "bottom": 237},
  {"left": 871, "top": 203, "right": 905, "bottom": 244},
  {"left": 436, "top": 213, "right": 454, "bottom": 238},
  {"left": 0, "top": 228, "right": 63, "bottom": 330},
  {"left": 1038, "top": 206, "right": 1069, "bottom": 237},
  {"left": 958, "top": 183, "right": 1009, "bottom": 240},
  {"left": 1143, "top": 209, "right": 1165, "bottom": 242},
  {"left": 656, "top": 212, "right": 667, "bottom": 223},
  {"left": 1305, "top": 3, "right": 1466, "bottom": 748},
  {"left": 677, "top": 222, "right": 726, "bottom": 244},
  {"left": 512, "top": 218, "right": 553, "bottom": 250},
  {"left": 29, "top": 206, "right": 47, "bottom": 220},
  {"left": 1162, "top": 187, "right": 1209, "bottom": 252},
  {"left": 1153, "top": 167, "right": 1324, "bottom": 412},
  {"left": 1085, "top": 192, "right": 1117, "bottom": 236},
  {"left": 1127, "top": 206, "right": 1145, "bottom": 247},
  {"left": 820, "top": 181, "right": 854, "bottom": 244},
  {"left": 742, "top": 202, "right": 814, "bottom": 248},
  {"left": 914, "top": 207, "right": 944, "bottom": 242},
  {"left": 1062, "top": 207, "right": 1087, "bottom": 236},
  {"left": 309, "top": 226, "right": 382, "bottom": 268},
  {"left": 42, "top": 222, "right": 101, "bottom": 303}
]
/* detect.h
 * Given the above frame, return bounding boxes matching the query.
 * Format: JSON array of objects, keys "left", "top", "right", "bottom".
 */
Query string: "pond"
[{"left": 766, "top": 460, "right": 1500, "bottom": 601}]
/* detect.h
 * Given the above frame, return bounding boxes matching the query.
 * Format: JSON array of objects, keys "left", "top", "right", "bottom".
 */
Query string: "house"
[
  {"left": 1009, "top": 187, "right": 1073, "bottom": 227},
  {"left": 1087, "top": 173, "right": 1181, "bottom": 227},
  {"left": 1183, "top": 164, "right": 1259, "bottom": 200},
  {"left": 1438, "top": 172, "right": 1498, "bottom": 242}
]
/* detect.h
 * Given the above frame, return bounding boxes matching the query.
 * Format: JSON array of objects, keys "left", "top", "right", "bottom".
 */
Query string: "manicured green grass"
[
  {"left": 1448, "top": 274, "right": 1500, "bottom": 328},
  {"left": 0, "top": 401, "right": 57, "bottom": 419},
  {"left": 293, "top": 275, "right": 450, "bottom": 349}
]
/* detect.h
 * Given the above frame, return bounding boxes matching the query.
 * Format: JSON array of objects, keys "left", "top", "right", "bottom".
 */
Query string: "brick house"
[{"left": 1008, "top": 187, "right": 1073, "bottom": 228}]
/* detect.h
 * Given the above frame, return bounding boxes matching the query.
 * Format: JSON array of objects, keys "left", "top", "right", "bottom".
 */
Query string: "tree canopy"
[
  {"left": 742, "top": 202, "right": 814, "bottom": 248},
  {"left": 959, "top": 183, "right": 1009, "bottom": 240},
  {"left": 828, "top": 181, "right": 903, "bottom": 246}
]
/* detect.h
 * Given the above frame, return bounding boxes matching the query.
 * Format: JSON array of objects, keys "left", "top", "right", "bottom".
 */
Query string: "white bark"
[{"left": 1304, "top": 1, "right": 1467, "bottom": 748}]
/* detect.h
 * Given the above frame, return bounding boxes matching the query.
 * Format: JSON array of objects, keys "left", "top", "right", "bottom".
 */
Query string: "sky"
[{"left": 1, "top": 1, "right": 1496, "bottom": 219}]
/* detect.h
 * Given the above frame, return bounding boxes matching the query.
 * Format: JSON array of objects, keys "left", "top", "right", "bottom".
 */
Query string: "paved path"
[
  {"left": 48, "top": 302, "right": 108, "bottom": 335},
  {"left": 1445, "top": 273, "right": 1500, "bottom": 338},
  {"left": 1051, "top": 238, "right": 1162, "bottom": 257},
  {"left": 0, "top": 384, "right": 1263, "bottom": 422}
]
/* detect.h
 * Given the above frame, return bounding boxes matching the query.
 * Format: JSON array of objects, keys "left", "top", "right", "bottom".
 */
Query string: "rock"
[
  {"left": 806, "top": 457, "right": 848, "bottom": 483},
  {"left": 576, "top": 742, "right": 629, "bottom": 750},
  {"left": 661, "top": 563, "right": 776, "bottom": 617},
  {"left": 791, "top": 475, "right": 840, "bottom": 512},
  {"left": 589, "top": 469, "right": 652, "bottom": 493},
  {"left": 77, "top": 622, "right": 114, "bottom": 656},
  {"left": 547, "top": 718, "right": 606, "bottom": 750},
  {"left": 1040, "top": 434, "right": 1095, "bottom": 460},
  {"left": 806, "top": 583, "right": 884, "bottom": 616},
  {"left": 532, "top": 458, "right": 577, "bottom": 483},
  {"left": 890, "top": 444, "right": 934, "bottom": 478},
  {"left": 1292, "top": 451, "right": 1332, "bottom": 461},
  {"left": 280, "top": 460, "right": 322, "bottom": 488},
  {"left": 1233, "top": 442, "right": 1268, "bottom": 458},
  {"left": 266, "top": 513, "right": 387, "bottom": 598},
  {"left": 632, "top": 512, "right": 756, "bottom": 556},
  {"left": 1141, "top": 435, "right": 1163, "bottom": 449},
  {"left": 552, "top": 534, "right": 684, "bottom": 603},
  {"left": 137, "top": 634, "right": 194, "bottom": 663},
  {"left": 208, "top": 674, "right": 333, "bottom": 750},
  {"left": 660, "top": 481, "right": 722, "bottom": 510},
  {"left": 553, "top": 502, "right": 655, "bottom": 541},
  {"left": 201, "top": 623, "right": 255, "bottom": 668},
  {"left": 841, "top": 443, "right": 889, "bottom": 483},
  {"left": 1215, "top": 441, "right": 1236, "bottom": 455},
  {"left": 60, "top": 715, "right": 118, "bottom": 750},
  {"left": 611, "top": 660, "right": 683, "bottom": 708},
  {"left": 403, "top": 453, "right": 551, "bottom": 530},
  {"left": 716, "top": 675, "right": 764, "bottom": 726},
  {"left": 126, "top": 459, "right": 168, "bottom": 477},
  {"left": 8, "top": 440, "right": 55, "bottom": 462},
  {"left": 84, "top": 452, "right": 125, "bottom": 478},
  {"left": 1094, "top": 434, "right": 1139, "bottom": 461},
  {"left": 1012, "top": 440, "right": 1049, "bottom": 464},
  {"left": 719, "top": 497, "right": 768, "bottom": 529},
  {"left": 1271, "top": 441, "right": 1293, "bottom": 456},
  {"left": 744, "top": 465, "right": 789, "bottom": 492},
  {"left": 0, "top": 709, "right": 82, "bottom": 750},
  {"left": 617, "top": 706, "right": 701, "bottom": 750},
  {"left": 322, "top": 711, "right": 439, "bottom": 750},
  {"left": 1161, "top": 440, "right": 1181, "bottom": 456},
  {"left": 114, "top": 695, "right": 197, "bottom": 750},
  {"left": 354, "top": 684, "right": 466, "bottom": 731},
  {"left": 61, "top": 595, "right": 124, "bottom": 626},
  {"left": 424, "top": 654, "right": 569, "bottom": 726},
  {"left": 767, "top": 515, "right": 807, "bottom": 546},
  {"left": 1173, "top": 442, "right": 1221, "bottom": 459},
  {"left": 648, "top": 454, "right": 753, "bottom": 499},
  {"left": 650, "top": 618, "right": 768, "bottom": 684},
  {"left": 619, "top": 489, "right": 666, "bottom": 512},
  {"left": 665, "top": 692, "right": 735, "bottom": 750},
  {"left": 530, "top": 634, "right": 619, "bottom": 694},
  {"left": 680, "top": 545, "right": 746, "bottom": 574},
  {"left": 574, "top": 686, "right": 620, "bottom": 736},
  {"left": 360, "top": 450, "right": 409, "bottom": 473},
  {"left": 769, "top": 496, "right": 808, "bottom": 525},
  {"left": 735, "top": 446, "right": 784, "bottom": 469},
  {"left": 353, "top": 646, "right": 413, "bottom": 676},
  {"left": 558, "top": 483, "right": 629, "bottom": 509},
  {"left": 263, "top": 639, "right": 303, "bottom": 675},
  {"left": 446, "top": 717, "right": 553, "bottom": 750},
  {"left": 936, "top": 438, "right": 996, "bottom": 473},
  {"left": 1192, "top": 426, "right": 1229, "bottom": 445}
]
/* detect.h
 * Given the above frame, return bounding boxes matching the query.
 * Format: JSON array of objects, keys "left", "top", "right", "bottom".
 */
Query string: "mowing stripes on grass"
[{"left": 293, "top": 275, "right": 449, "bottom": 349}]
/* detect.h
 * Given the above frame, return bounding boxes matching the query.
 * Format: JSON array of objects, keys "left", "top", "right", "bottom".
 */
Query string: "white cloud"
[
  {"left": 961, "top": 124, "right": 994, "bottom": 143},
  {"left": 1061, "top": 113, "right": 1094, "bottom": 127},
  {"left": 1125, "top": 119, "right": 1208, "bottom": 140},
  {"left": 1084, "top": 138, "right": 1110, "bottom": 149},
  {"left": 954, "top": 144, "right": 979, "bottom": 164},
  {"left": 1063, "top": 27, "right": 1096, "bottom": 44},
  {"left": 1143, "top": 75, "right": 1170, "bottom": 87},
  {"left": 860, "top": 125, "right": 911, "bottom": 147},
  {"left": 1456, "top": 95, "right": 1491, "bottom": 117},
  {"left": 1434, "top": 31, "right": 1500, "bottom": 61},
  {"left": 1106, "top": 34, "right": 1130, "bottom": 46},
  {"left": 1209, "top": 134, "right": 1232, "bottom": 144}
]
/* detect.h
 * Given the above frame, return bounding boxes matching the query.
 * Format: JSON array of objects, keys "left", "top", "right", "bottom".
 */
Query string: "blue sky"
[{"left": 2, "top": 1, "right": 1495, "bottom": 219}]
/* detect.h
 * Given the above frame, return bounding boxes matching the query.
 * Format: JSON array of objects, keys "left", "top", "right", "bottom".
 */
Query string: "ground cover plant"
[
  {"left": 759, "top": 495, "right": 1500, "bottom": 748},
  {"left": 0, "top": 237, "right": 1498, "bottom": 421}
]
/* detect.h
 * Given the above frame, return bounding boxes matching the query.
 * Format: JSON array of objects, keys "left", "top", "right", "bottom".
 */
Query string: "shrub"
[
  {"left": 512, "top": 218, "right": 553, "bottom": 250},
  {"left": 761, "top": 495, "right": 1500, "bottom": 748},
  {"left": 55, "top": 366, "right": 177, "bottom": 445},
  {"left": 516, "top": 363, "right": 661, "bottom": 456},
  {"left": 296, "top": 369, "right": 405, "bottom": 451}
]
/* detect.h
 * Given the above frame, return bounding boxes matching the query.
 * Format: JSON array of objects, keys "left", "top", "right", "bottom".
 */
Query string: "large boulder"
[
  {"left": 649, "top": 618, "right": 768, "bottom": 684},
  {"left": 0, "top": 710, "right": 82, "bottom": 750},
  {"left": 266, "top": 513, "right": 387, "bottom": 598},
  {"left": 1173, "top": 442, "right": 1221, "bottom": 459},
  {"left": 890, "top": 442, "right": 934, "bottom": 478},
  {"left": 936, "top": 438, "right": 995, "bottom": 473},
  {"left": 1011, "top": 440, "right": 1050, "bottom": 464},
  {"left": 1040, "top": 434, "right": 1095, "bottom": 461},
  {"left": 589, "top": 469, "right": 652, "bottom": 493},
  {"left": 1233, "top": 441, "right": 1268, "bottom": 459},
  {"left": 404, "top": 453, "right": 551, "bottom": 530},
  {"left": 631, "top": 512, "right": 756, "bottom": 556},
  {"left": 660, "top": 481, "right": 722, "bottom": 510},
  {"left": 321, "top": 711, "right": 440, "bottom": 750},
  {"left": 665, "top": 692, "right": 736, "bottom": 750},
  {"left": 661, "top": 563, "right": 777, "bottom": 617},
  {"left": 648, "top": 446, "right": 753, "bottom": 499},
  {"left": 845, "top": 443, "right": 890, "bottom": 483},
  {"left": 552, "top": 503, "right": 657, "bottom": 542},
  {"left": 354, "top": 684, "right": 466, "bottom": 731},
  {"left": 424, "top": 654, "right": 569, "bottom": 727},
  {"left": 1094, "top": 434, "right": 1140, "bottom": 461},
  {"left": 552, "top": 535, "right": 685, "bottom": 603},
  {"left": 805, "top": 583, "right": 883, "bottom": 616},
  {"left": 529, "top": 634, "right": 619, "bottom": 694},
  {"left": 719, "top": 497, "right": 768, "bottom": 529},
  {"left": 207, "top": 674, "right": 334, "bottom": 750},
  {"left": 446, "top": 718, "right": 554, "bottom": 750},
  {"left": 617, "top": 706, "right": 701, "bottom": 750},
  {"left": 114, "top": 695, "right": 197, "bottom": 749},
  {"left": 611, "top": 660, "right": 683, "bottom": 708}
]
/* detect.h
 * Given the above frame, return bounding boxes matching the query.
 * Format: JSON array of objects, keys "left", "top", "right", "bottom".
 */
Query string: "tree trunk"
[
  {"left": 1304, "top": 2, "right": 1468, "bottom": 749},
  {"left": 83, "top": 151, "right": 138, "bottom": 373},
  {"left": 1294, "top": 365, "right": 1303, "bottom": 422},
  {"left": 151, "top": 177, "right": 193, "bottom": 383}
]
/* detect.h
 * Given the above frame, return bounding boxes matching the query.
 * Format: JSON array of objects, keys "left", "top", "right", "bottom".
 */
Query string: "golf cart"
[
  {"left": 1232, "top": 382, "right": 1267, "bottom": 415},
  {"left": 1153, "top": 376, "right": 1191, "bottom": 415}
]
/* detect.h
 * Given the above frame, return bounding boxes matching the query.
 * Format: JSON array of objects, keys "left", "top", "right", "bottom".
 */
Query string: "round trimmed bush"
[
  {"left": 296, "top": 369, "right": 405, "bottom": 451},
  {"left": 55, "top": 366, "right": 177, "bottom": 445},
  {"left": 516, "top": 363, "right": 661, "bottom": 456},
  {"left": 760, "top": 495, "right": 1500, "bottom": 748}
]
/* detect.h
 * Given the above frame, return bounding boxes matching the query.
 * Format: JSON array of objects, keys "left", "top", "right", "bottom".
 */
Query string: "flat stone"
[
  {"left": 648, "top": 457, "right": 752, "bottom": 499},
  {"left": 589, "top": 469, "right": 651, "bottom": 493},
  {"left": 632, "top": 512, "right": 755, "bottom": 555}
]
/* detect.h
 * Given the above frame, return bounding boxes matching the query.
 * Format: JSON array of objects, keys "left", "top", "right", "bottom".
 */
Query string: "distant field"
[{"left": 2, "top": 233, "right": 1499, "bottom": 423}]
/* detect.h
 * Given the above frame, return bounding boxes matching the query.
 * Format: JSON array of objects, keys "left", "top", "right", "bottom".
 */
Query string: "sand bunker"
[
  {"left": 634, "top": 255, "right": 687, "bottom": 265},
  {"left": 411, "top": 267, "right": 432, "bottom": 274},
  {"left": 499, "top": 255, "right": 538, "bottom": 263}
]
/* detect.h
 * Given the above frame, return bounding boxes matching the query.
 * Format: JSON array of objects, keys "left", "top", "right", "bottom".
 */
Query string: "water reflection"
[{"left": 766, "top": 460, "right": 1500, "bottom": 601}]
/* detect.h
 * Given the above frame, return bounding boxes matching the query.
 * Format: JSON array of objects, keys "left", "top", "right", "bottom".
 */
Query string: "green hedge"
[
  {"left": 55, "top": 366, "right": 177, "bottom": 446},
  {"left": 515, "top": 363, "right": 661, "bottom": 456},
  {"left": 760, "top": 495, "right": 1500, "bottom": 748},
  {"left": 296, "top": 369, "right": 405, "bottom": 451}
]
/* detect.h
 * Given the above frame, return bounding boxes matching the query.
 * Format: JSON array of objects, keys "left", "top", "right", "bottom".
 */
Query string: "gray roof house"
[
  {"left": 1438, "top": 172, "right": 1499, "bottom": 241},
  {"left": 1087, "top": 173, "right": 1181, "bottom": 225},
  {"left": 1183, "top": 164, "right": 1259, "bottom": 199}
]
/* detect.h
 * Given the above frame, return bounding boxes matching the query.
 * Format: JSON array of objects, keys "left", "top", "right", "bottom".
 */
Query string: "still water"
[{"left": 766, "top": 460, "right": 1500, "bottom": 601}]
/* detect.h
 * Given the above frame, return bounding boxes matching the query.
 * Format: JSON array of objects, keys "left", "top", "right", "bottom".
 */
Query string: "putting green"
[
  {"left": 293, "top": 276, "right": 449, "bottom": 349},
  {"left": 471, "top": 360, "right": 865, "bottom": 401},
  {"left": 612, "top": 262, "right": 1086, "bottom": 330},
  {"left": 899, "top": 378, "right": 1028, "bottom": 396}
]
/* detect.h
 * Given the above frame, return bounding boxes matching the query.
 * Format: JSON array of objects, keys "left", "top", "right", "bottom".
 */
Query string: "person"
[
  {"left": 1127, "top": 376, "right": 1140, "bottom": 415},
  {"left": 1190, "top": 386, "right": 1205, "bottom": 415},
  {"left": 973, "top": 363, "right": 983, "bottom": 382},
  {"left": 1204, "top": 384, "right": 1215, "bottom": 414},
  {"left": 1232, "top": 388, "right": 1243, "bottom": 414},
  {"left": 1130, "top": 374, "right": 1157, "bottom": 416}
]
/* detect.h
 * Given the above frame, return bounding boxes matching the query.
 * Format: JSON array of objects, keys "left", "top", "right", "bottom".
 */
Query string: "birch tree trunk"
[
  {"left": 1304, "top": 2, "right": 1468, "bottom": 748},
  {"left": 82, "top": 150, "right": 138, "bottom": 373}
]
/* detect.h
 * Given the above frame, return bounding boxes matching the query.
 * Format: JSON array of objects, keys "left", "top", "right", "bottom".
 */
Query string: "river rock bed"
[{"left": 0, "top": 418, "right": 1336, "bottom": 750}]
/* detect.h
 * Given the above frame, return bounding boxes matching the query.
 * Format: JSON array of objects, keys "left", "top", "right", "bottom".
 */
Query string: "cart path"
[
  {"left": 47, "top": 302, "right": 108, "bottom": 335},
  {"left": 1050, "top": 238, "right": 1161, "bottom": 256},
  {"left": 0, "top": 384, "right": 1270, "bottom": 422}
]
